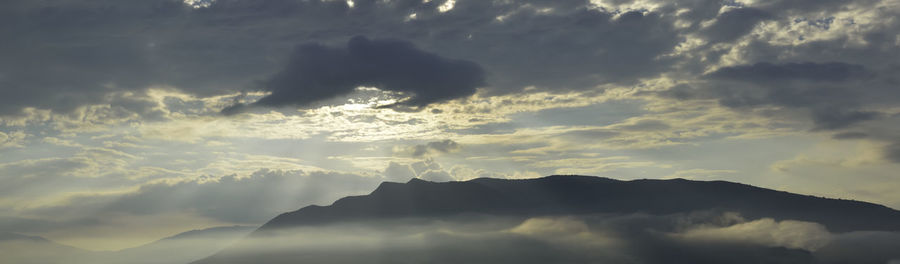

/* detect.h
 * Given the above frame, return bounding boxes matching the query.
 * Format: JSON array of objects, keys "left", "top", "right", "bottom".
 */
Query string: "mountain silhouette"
[
  {"left": 194, "top": 175, "right": 900, "bottom": 264},
  {"left": 0, "top": 226, "right": 254, "bottom": 264},
  {"left": 259, "top": 175, "right": 900, "bottom": 233},
  {"left": 107, "top": 225, "right": 255, "bottom": 264},
  {"left": 0, "top": 232, "right": 95, "bottom": 264}
]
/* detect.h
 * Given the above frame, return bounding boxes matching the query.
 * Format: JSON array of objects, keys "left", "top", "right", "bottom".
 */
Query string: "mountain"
[
  {"left": 0, "top": 232, "right": 55, "bottom": 243},
  {"left": 0, "top": 232, "right": 95, "bottom": 264},
  {"left": 195, "top": 175, "right": 900, "bottom": 264},
  {"left": 260, "top": 175, "right": 900, "bottom": 232},
  {"left": 106, "top": 225, "right": 256, "bottom": 264},
  {"left": 0, "top": 226, "right": 254, "bottom": 264}
]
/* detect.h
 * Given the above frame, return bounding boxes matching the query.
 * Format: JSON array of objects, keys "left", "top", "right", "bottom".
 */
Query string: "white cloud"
[{"left": 677, "top": 218, "right": 833, "bottom": 251}]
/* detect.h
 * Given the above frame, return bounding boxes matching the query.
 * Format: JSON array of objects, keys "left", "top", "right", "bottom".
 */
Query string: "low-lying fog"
[
  {"left": 4, "top": 211, "right": 900, "bottom": 264},
  {"left": 202, "top": 211, "right": 900, "bottom": 264}
]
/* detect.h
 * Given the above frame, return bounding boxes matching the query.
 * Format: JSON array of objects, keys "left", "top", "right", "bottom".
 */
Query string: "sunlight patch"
[
  {"left": 184, "top": 0, "right": 214, "bottom": 9},
  {"left": 438, "top": 0, "right": 455, "bottom": 13}
]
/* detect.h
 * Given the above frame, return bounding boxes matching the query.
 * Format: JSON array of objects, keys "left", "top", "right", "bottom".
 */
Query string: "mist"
[
  {"left": 4, "top": 210, "right": 900, "bottom": 264},
  {"left": 1, "top": 226, "right": 254, "bottom": 264},
  {"left": 195, "top": 211, "right": 900, "bottom": 264}
]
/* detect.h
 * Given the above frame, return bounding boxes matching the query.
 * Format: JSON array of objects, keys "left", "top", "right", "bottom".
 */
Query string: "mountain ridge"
[{"left": 258, "top": 175, "right": 900, "bottom": 233}]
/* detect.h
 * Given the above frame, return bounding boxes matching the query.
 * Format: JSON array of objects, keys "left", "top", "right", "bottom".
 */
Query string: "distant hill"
[
  {"left": 107, "top": 225, "right": 255, "bottom": 264},
  {"left": 260, "top": 175, "right": 900, "bottom": 233},
  {"left": 0, "top": 226, "right": 254, "bottom": 264},
  {"left": 0, "top": 232, "right": 55, "bottom": 243},
  {"left": 0, "top": 232, "right": 95, "bottom": 264}
]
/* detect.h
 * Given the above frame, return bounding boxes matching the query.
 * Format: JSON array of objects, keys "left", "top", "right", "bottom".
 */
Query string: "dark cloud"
[
  {"left": 462, "top": 8, "right": 680, "bottom": 92},
  {"left": 244, "top": 36, "right": 485, "bottom": 111},
  {"left": 0, "top": 0, "right": 689, "bottom": 117},
  {"left": 686, "top": 62, "right": 879, "bottom": 130},
  {"left": 809, "top": 108, "right": 880, "bottom": 131},
  {"left": 1, "top": 0, "right": 896, "bottom": 118},
  {"left": 702, "top": 8, "right": 773, "bottom": 44},
  {"left": 708, "top": 62, "right": 868, "bottom": 83},
  {"left": 426, "top": 139, "right": 460, "bottom": 153}
]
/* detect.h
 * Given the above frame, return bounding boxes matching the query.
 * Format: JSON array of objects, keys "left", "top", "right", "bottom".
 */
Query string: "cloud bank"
[{"left": 196, "top": 212, "right": 900, "bottom": 264}]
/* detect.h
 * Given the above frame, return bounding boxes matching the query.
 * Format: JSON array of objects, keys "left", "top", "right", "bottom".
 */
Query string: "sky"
[{"left": 1, "top": 0, "right": 899, "bottom": 251}]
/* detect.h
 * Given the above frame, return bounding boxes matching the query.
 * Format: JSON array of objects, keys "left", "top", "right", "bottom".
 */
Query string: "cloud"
[
  {"left": 0, "top": 217, "right": 98, "bottom": 235},
  {"left": 424, "top": 139, "right": 461, "bottom": 153},
  {"left": 30, "top": 169, "right": 384, "bottom": 224},
  {"left": 396, "top": 139, "right": 461, "bottom": 157},
  {"left": 677, "top": 218, "right": 832, "bottom": 251},
  {"left": 702, "top": 8, "right": 773, "bottom": 44},
  {"left": 617, "top": 119, "right": 671, "bottom": 131},
  {"left": 418, "top": 169, "right": 455, "bottom": 182},
  {"left": 666, "top": 62, "right": 880, "bottom": 130},
  {"left": 884, "top": 143, "right": 900, "bottom": 163},
  {"left": 383, "top": 159, "right": 502, "bottom": 183},
  {"left": 1, "top": 0, "right": 895, "bottom": 120},
  {"left": 199, "top": 212, "right": 900, "bottom": 264},
  {"left": 382, "top": 162, "right": 417, "bottom": 183},
  {"left": 0, "top": 131, "right": 26, "bottom": 148},
  {"left": 0, "top": 0, "right": 687, "bottom": 118},
  {"left": 831, "top": 131, "right": 869, "bottom": 140},
  {"left": 239, "top": 36, "right": 486, "bottom": 111},
  {"left": 708, "top": 62, "right": 868, "bottom": 83},
  {"left": 0, "top": 158, "right": 92, "bottom": 198}
]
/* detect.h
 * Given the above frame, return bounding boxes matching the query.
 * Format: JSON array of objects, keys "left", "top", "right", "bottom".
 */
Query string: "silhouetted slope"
[
  {"left": 0, "top": 232, "right": 55, "bottom": 243},
  {"left": 0, "top": 232, "right": 96, "bottom": 264},
  {"left": 105, "top": 225, "right": 255, "bottom": 264},
  {"left": 119, "top": 225, "right": 255, "bottom": 251},
  {"left": 261, "top": 175, "right": 900, "bottom": 233},
  {"left": 0, "top": 226, "right": 255, "bottom": 264}
]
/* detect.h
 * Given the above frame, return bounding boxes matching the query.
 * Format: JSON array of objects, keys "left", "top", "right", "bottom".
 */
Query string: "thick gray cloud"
[
  {"left": 0, "top": 0, "right": 688, "bottom": 117},
  {"left": 2, "top": 0, "right": 896, "bottom": 119},
  {"left": 702, "top": 8, "right": 773, "bottom": 44},
  {"left": 708, "top": 62, "right": 869, "bottom": 83},
  {"left": 234, "top": 36, "right": 485, "bottom": 112},
  {"left": 663, "top": 62, "right": 882, "bottom": 130}
]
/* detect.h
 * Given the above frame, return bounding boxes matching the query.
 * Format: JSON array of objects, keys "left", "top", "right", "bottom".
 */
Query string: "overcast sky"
[{"left": 1, "top": 0, "right": 899, "bottom": 251}]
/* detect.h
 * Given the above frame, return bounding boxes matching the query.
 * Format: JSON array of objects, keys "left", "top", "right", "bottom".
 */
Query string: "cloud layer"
[{"left": 199, "top": 213, "right": 900, "bottom": 264}]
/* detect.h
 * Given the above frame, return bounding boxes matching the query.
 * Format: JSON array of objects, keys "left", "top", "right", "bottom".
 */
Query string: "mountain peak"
[{"left": 407, "top": 177, "right": 429, "bottom": 184}]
